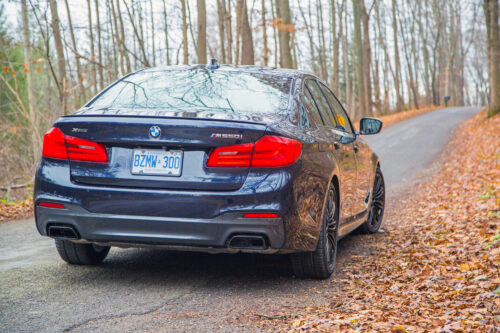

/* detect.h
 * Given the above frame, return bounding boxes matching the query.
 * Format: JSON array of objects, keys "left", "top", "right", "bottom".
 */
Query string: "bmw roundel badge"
[{"left": 149, "top": 126, "right": 161, "bottom": 138}]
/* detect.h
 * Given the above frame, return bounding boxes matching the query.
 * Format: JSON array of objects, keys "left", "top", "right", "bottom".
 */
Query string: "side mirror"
[{"left": 359, "top": 117, "right": 383, "bottom": 135}]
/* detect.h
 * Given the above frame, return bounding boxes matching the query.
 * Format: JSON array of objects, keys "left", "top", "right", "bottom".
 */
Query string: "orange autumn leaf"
[
  {"left": 3, "top": 66, "right": 9, "bottom": 72},
  {"left": 24, "top": 68, "right": 28, "bottom": 73},
  {"left": 12, "top": 71, "right": 16, "bottom": 76},
  {"left": 35, "top": 66, "right": 40, "bottom": 73}
]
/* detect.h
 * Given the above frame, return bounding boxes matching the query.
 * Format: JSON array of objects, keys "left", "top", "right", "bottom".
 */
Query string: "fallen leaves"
[
  {"left": 0, "top": 199, "right": 33, "bottom": 222},
  {"left": 253, "top": 110, "right": 499, "bottom": 332}
]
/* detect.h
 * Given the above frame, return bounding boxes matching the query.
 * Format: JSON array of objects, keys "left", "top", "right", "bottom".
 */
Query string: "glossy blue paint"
[{"left": 34, "top": 65, "right": 380, "bottom": 253}]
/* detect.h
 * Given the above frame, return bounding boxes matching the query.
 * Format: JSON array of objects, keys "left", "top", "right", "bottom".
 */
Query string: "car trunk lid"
[{"left": 56, "top": 115, "right": 268, "bottom": 191}]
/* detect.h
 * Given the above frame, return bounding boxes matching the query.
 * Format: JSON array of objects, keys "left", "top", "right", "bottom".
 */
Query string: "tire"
[
  {"left": 291, "top": 182, "right": 339, "bottom": 279},
  {"left": 55, "top": 239, "right": 110, "bottom": 265},
  {"left": 359, "top": 167, "right": 385, "bottom": 234}
]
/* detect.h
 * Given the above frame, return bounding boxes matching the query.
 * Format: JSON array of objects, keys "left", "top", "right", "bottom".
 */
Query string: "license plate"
[{"left": 131, "top": 149, "right": 183, "bottom": 176}]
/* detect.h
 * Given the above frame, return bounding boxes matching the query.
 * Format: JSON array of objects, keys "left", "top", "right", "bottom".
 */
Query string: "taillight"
[
  {"left": 206, "top": 143, "right": 253, "bottom": 167},
  {"left": 251, "top": 136, "right": 302, "bottom": 167},
  {"left": 42, "top": 127, "right": 68, "bottom": 160},
  {"left": 65, "top": 135, "right": 108, "bottom": 162},
  {"left": 206, "top": 135, "right": 301, "bottom": 168},
  {"left": 42, "top": 127, "right": 108, "bottom": 163}
]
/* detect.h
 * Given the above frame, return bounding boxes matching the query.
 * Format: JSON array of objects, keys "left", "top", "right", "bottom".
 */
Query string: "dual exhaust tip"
[
  {"left": 228, "top": 234, "right": 267, "bottom": 250},
  {"left": 47, "top": 224, "right": 79, "bottom": 240}
]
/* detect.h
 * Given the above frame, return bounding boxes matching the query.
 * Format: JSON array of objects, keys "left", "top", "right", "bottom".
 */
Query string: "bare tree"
[
  {"left": 262, "top": 0, "right": 269, "bottom": 66},
  {"left": 217, "top": 0, "right": 226, "bottom": 63},
  {"left": 197, "top": 0, "right": 207, "bottom": 64},
  {"left": 276, "top": 0, "right": 293, "bottom": 68},
  {"left": 181, "top": 0, "right": 189, "bottom": 64},
  {"left": 353, "top": 0, "right": 366, "bottom": 117},
  {"left": 49, "top": 0, "right": 67, "bottom": 116},
  {"left": 94, "top": 0, "right": 104, "bottom": 90},
  {"left": 238, "top": 0, "right": 254, "bottom": 65},
  {"left": 392, "top": 0, "right": 402, "bottom": 111},
  {"left": 21, "top": 0, "right": 40, "bottom": 161},
  {"left": 484, "top": 0, "right": 500, "bottom": 116}
]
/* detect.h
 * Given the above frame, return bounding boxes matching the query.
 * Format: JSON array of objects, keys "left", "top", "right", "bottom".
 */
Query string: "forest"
[{"left": 0, "top": 0, "right": 498, "bottom": 192}]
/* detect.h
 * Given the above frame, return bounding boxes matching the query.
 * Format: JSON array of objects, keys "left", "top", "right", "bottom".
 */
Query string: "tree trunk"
[
  {"left": 392, "top": 0, "right": 402, "bottom": 111},
  {"left": 162, "top": 0, "right": 171, "bottom": 65},
  {"left": 271, "top": 0, "right": 278, "bottom": 67},
  {"left": 342, "top": 0, "right": 351, "bottom": 112},
  {"left": 181, "top": 0, "right": 189, "bottom": 64},
  {"left": 110, "top": 0, "right": 124, "bottom": 75},
  {"left": 225, "top": 0, "right": 233, "bottom": 64},
  {"left": 235, "top": 0, "right": 243, "bottom": 64},
  {"left": 87, "top": 0, "right": 97, "bottom": 95},
  {"left": 49, "top": 0, "right": 67, "bottom": 116},
  {"left": 484, "top": 0, "right": 500, "bottom": 116},
  {"left": 239, "top": 0, "right": 255, "bottom": 65},
  {"left": 361, "top": 0, "right": 372, "bottom": 115},
  {"left": 197, "top": 0, "right": 207, "bottom": 64},
  {"left": 116, "top": 0, "right": 131, "bottom": 73},
  {"left": 262, "top": 0, "right": 269, "bottom": 66},
  {"left": 276, "top": 0, "right": 293, "bottom": 68},
  {"left": 123, "top": 0, "right": 150, "bottom": 67},
  {"left": 64, "top": 0, "right": 85, "bottom": 104},
  {"left": 94, "top": 0, "right": 104, "bottom": 90},
  {"left": 21, "top": 0, "right": 40, "bottom": 162},
  {"left": 150, "top": 0, "right": 156, "bottom": 66},
  {"left": 352, "top": 0, "right": 366, "bottom": 117},
  {"left": 217, "top": 0, "right": 226, "bottom": 63}
]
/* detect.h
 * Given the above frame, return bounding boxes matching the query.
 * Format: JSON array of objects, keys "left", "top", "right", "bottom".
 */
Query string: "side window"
[
  {"left": 322, "top": 86, "right": 354, "bottom": 133},
  {"left": 306, "top": 80, "right": 337, "bottom": 128},
  {"left": 302, "top": 85, "right": 324, "bottom": 126}
]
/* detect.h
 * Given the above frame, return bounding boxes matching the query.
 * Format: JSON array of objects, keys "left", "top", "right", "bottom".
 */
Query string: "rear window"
[{"left": 88, "top": 69, "right": 292, "bottom": 115}]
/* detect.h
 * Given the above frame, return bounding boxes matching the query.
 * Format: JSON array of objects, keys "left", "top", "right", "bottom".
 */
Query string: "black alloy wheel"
[
  {"left": 291, "top": 182, "right": 339, "bottom": 279},
  {"left": 360, "top": 167, "right": 385, "bottom": 234}
]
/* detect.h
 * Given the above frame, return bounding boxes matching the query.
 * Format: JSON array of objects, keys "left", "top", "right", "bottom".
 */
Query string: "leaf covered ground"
[
  {"left": 254, "top": 110, "right": 499, "bottom": 332},
  {"left": 0, "top": 198, "right": 32, "bottom": 222}
]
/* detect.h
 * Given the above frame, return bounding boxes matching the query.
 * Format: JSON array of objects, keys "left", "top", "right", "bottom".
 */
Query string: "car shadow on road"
[{"left": 58, "top": 231, "right": 368, "bottom": 291}]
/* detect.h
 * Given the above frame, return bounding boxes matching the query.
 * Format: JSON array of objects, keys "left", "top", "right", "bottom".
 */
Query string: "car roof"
[{"left": 138, "top": 64, "right": 313, "bottom": 80}]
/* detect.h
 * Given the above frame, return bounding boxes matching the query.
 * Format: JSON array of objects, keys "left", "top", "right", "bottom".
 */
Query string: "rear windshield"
[{"left": 88, "top": 69, "right": 292, "bottom": 114}]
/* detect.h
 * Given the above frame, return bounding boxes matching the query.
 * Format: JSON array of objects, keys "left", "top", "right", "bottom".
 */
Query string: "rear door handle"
[
  {"left": 353, "top": 145, "right": 359, "bottom": 153},
  {"left": 334, "top": 141, "right": 340, "bottom": 150}
]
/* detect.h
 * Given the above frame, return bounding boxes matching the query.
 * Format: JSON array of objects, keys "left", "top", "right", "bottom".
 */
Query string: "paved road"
[{"left": 0, "top": 106, "right": 481, "bottom": 332}]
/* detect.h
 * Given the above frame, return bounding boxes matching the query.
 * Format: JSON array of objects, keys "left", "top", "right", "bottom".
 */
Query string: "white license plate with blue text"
[{"left": 131, "top": 149, "right": 183, "bottom": 176}]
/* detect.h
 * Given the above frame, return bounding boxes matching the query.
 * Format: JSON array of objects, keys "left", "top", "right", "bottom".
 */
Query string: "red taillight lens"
[
  {"left": 206, "top": 143, "right": 253, "bottom": 167},
  {"left": 42, "top": 127, "right": 68, "bottom": 160},
  {"left": 242, "top": 213, "right": 280, "bottom": 218},
  {"left": 251, "top": 136, "right": 302, "bottom": 167},
  {"left": 38, "top": 202, "right": 65, "bottom": 209},
  {"left": 206, "top": 136, "right": 301, "bottom": 168},
  {"left": 65, "top": 135, "right": 108, "bottom": 163},
  {"left": 42, "top": 127, "right": 108, "bottom": 163}
]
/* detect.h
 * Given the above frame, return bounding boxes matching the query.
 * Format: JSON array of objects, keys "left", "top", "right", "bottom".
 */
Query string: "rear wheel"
[
  {"left": 291, "top": 183, "right": 339, "bottom": 279},
  {"left": 55, "top": 239, "right": 110, "bottom": 265},
  {"left": 360, "top": 167, "right": 385, "bottom": 234}
]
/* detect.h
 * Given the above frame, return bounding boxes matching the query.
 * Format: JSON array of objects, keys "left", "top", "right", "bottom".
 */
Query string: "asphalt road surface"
[{"left": 0, "top": 106, "right": 481, "bottom": 332}]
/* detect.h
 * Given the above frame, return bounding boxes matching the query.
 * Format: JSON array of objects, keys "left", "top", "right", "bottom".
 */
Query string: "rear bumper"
[
  {"left": 35, "top": 203, "right": 285, "bottom": 251},
  {"left": 34, "top": 156, "right": 327, "bottom": 252}
]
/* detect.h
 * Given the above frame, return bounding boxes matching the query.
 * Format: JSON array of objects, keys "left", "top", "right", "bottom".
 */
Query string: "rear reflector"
[
  {"left": 38, "top": 202, "right": 65, "bottom": 209},
  {"left": 206, "top": 136, "right": 301, "bottom": 168},
  {"left": 42, "top": 127, "right": 108, "bottom": 163},
  {"left": 242, "top": 213, "right": 280, "bottom": 218}
]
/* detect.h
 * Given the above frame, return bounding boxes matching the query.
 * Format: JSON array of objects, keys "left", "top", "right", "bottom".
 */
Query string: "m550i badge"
[{"left": 211, "top": 133, "right": 243, "bottom": 139}]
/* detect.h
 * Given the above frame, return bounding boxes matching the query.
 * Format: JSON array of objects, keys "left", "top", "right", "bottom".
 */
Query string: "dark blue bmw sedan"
[{"left": 34, "top": 63, "right": 385, "bottom": 278}]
